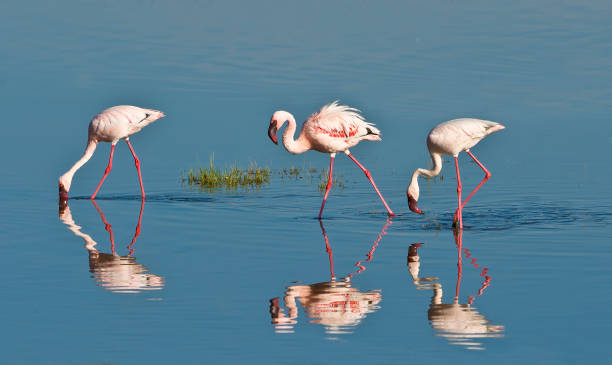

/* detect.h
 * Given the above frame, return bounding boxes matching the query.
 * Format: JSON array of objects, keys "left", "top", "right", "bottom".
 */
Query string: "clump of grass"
[{"left": 183, "top": 154, "right": 271, "bottom": 190}]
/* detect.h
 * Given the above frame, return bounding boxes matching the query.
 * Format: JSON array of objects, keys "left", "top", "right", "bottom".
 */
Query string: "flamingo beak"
[
  {"left": 268, "top": 122, "right": 278, "bottom": 145},
  {"left": 59, "top": 183, "right": 69, "bottom": 201},
  {"left": 407, "top": 194, "right": 423, "bottom": 215}
]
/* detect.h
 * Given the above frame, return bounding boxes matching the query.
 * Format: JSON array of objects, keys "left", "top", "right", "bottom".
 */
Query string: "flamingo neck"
[
  {"left": 282, "top": 114, "right": 310, "bottom": 154},
  {"left": 59, "top": 139, "right": 98, "bottom": 191},
  {"left": 408, "top": 152, "right": 443, "bottom": 197}
]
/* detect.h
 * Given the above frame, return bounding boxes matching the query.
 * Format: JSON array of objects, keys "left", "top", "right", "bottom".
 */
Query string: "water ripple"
[{"left": 397, "top": 202, "right": 612, "bottom": 232}]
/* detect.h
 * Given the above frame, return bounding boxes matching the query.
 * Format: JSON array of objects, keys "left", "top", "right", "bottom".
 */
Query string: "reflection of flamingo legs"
[
  {"left": 318, "top": 219, "right": 335, "bottom": 280},
  {"left": 270, "top": 218, "right": 392, "bottom": 332},
  {"left": 452, "top": 228, "right": 491, "bottom": 304},
  {"left": 59, "top": 200, "right": 163, "bottom": 293},
  {"left": 92, "top": 199, "right": 145, "bottom": 256},
  {"left": 92, "top": 199, "right": 116, "bottom": 254},
  {"left": 408, "top": 231, "right": 503, "bottom": 349},
  {"left": 126, "top": 198, "right": 145, "bottom": 256},
  {"left": 347, "top": 218, "right": 392, "bottom": 279},
  {"left": 454, "top": 228, "right": 463, "bottom": 302}
]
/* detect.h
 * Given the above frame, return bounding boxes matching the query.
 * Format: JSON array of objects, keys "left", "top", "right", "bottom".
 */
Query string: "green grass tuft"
[{"left": 183, "top": 154, "right": 271, "bottom": 191}]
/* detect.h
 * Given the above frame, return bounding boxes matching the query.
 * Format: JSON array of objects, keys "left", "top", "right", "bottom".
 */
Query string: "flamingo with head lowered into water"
[
  {"left": 406, "top": 118, "right": 505, "bottom": 229},
  {"left": 59, "top": 105, "right": 165, "bottom": 201},
  {"left": 267, "top": 101, "right": 395, "bottom": 218}
]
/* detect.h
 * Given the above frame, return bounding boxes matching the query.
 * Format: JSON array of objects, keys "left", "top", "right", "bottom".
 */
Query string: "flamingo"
[
  {"left": 406, "top": 118, "right": 505, "bottom": 228},
  {"left": 268, "top": 101, "right": 394, "bottom": 218},
  {"left": 59, "top": 105, "right": 165, "bottom": 200}
]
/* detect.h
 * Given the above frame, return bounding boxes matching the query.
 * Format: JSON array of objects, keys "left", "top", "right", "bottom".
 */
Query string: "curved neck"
[
  {"left": 409, "top": 152, "right": 443, "bottom": 193},
  {"left": 282, "top": 114, "right": 310, "bottom": 154},
  {"left": 60, "top": 140, "right": 98, "bottom": 191}
]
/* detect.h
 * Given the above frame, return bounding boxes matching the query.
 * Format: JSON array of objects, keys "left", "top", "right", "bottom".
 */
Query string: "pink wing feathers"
[
  {"left": 306, "top": 101, "right": 381, "bottom": 141},
  {"left": 89, "top": 105, "right": 164, "bottom": 143}
]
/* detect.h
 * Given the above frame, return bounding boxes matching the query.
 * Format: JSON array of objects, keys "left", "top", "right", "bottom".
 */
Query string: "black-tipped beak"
[
  {"left": 408, "top": 195, "right": 423, "bottom": 215},
  {"left": 268, "top": 123, "right": 278, "bottom": 145}
]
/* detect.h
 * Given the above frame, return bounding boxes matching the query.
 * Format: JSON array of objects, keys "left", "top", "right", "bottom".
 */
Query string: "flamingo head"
[
  {"left": 406, "top": 184, "right": 423, "bottom": 215},
  {"left": 268, "top": 110, "right": 292, "bottom": 145},
  {"left": 59, "top": 175, "right": 71, "bottom": 201}
]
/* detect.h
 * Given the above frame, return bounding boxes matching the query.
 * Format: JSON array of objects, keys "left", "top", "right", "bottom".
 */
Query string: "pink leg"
[
  {"left": 125, "top": 139, "right": 145, "bottom": 198},
  {"left": 453, "top": 150, "right": 491, "bottom": 223},
  {"left": 346, "top": 152, "right": 395, "bottom": 216},
  {"left": 91, "top": 144, "right": 116, "bottom": 199},
  {"left": 318, "top": 155, "right": 335, "bottom": 219},
  {"left": 454, "top": 156, "right": 463, "bottom": 229},
  {"left": 126, "top": 198, "right": 145, "bottom": 257}
]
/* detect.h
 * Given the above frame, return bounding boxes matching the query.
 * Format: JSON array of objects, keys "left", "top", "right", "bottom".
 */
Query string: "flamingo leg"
[
  {"left": 91, "top": 144, "right": 116, "bottom": 199},
  {"left": 453, "top": 150, "right": 491, "bottom": 223},
  {"left": 345, "top": 152, "right": 395, "bottom": 216},
  {"left": 126, "top": 198, "right": 145, "bottom": 257},
  {"left": 318, "top": 154, "right": 335, "bottom": 219},
  {"left": 454, "top": 156, "right": 463, "bottom": 229},
  {"left": 125, "top": 139, "right": 145, "bottom": 198}
]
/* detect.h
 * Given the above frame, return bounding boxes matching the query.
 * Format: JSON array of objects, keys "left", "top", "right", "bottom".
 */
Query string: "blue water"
[{"left": 1, "top": 1, "right": 612, "bottom": 364}]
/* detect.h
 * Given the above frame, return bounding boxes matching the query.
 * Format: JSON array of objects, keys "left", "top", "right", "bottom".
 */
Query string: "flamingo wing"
[
  {"left": 451, "top": 118, "right": 503, "bottom": 141},
  {"left": 306, "top": 101, "right": 380, "bottom": 140}
]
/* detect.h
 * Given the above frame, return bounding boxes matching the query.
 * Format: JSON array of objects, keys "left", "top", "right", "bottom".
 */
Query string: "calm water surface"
[{"left": 1, "top": 1, "right": 611, "bottom": 364}]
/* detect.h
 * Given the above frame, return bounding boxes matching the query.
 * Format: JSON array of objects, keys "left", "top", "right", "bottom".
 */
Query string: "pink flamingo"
[
  {"left": 406, "top": 118, "right": 505, "bottom": 228},
  {"left": 59, "top": 105, "right": 165, "bottom": 200},
  {"left": 268, "top": 101, "right": 394, "bottom": 218}
]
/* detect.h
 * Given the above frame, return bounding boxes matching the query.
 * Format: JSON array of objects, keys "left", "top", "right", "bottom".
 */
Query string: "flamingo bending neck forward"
[
  {"left": 59, "top": 105, "right": 164, "bottom": 201},
  {"left": 407, "top": 118, "right": 505, "bottom": 228},
  {"left": 268, "top": 101, "right": 394, "bottom": 218}
]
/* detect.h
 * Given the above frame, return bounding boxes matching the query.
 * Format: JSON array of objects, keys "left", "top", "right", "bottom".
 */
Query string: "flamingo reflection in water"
[
  {"left": 269, "top": 219, "right": 392, "bottom": 336},
  {"left": 59, "top": 200, "right": 164, "bottom": 293},
  {"left": 408, "top": 229, "right": 503, "bottom": 350}
]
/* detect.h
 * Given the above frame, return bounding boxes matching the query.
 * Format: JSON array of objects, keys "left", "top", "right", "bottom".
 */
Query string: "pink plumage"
[
  {"left": 59, "top": 105, "right": 165, "bottom": 201},
  {"left": 268, "top": 101, "right": 394, "bottom": 218},
  {"left": 407, "top": 118, "right": 505, "bottom": 228}
]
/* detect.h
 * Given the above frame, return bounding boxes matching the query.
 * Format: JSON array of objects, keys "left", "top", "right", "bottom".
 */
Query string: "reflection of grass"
[{"left": 183, "top": 154, "right": 271, "bottom": 190}]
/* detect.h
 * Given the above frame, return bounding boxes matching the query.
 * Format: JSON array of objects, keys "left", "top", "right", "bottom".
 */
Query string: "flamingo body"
[
  {"left": 426, "top": 119, "right": 505, "bottom": 157},
  {"left": 89, "top": 105, "right": 164, "bottom": 143},
  {"left": 59, "top": 105, "right": 164, "bottom": 200},
  {"left": 407, "top": 118, "right": 504, "bottom": 227},
  {"left": 299, "top": 103, "right": 381, "bottom": 154},
  {"left": 268, "top": 101, "right": 394, "bottom": 218}
]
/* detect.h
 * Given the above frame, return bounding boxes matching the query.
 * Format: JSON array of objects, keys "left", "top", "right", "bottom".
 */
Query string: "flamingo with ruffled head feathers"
[
  {"left": 59, "top": 105, "right": 165, "bottom": 200},
  {"left": 268, "top": 101, "right": 394, "bottom": 218},
  {"left": 407, "top": 118, "right": 505, "bottom": 228}
]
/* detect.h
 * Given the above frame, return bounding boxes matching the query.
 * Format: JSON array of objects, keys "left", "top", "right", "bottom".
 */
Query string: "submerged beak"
[
  {"left": 59, "top": 183, "right": 69, "bottom": 201},
  {"left": 268, "top": 123, "right": 278, "bottom": 145},
  {"left": 408, "top": 194, "right": 423, "bottom": 215}
]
